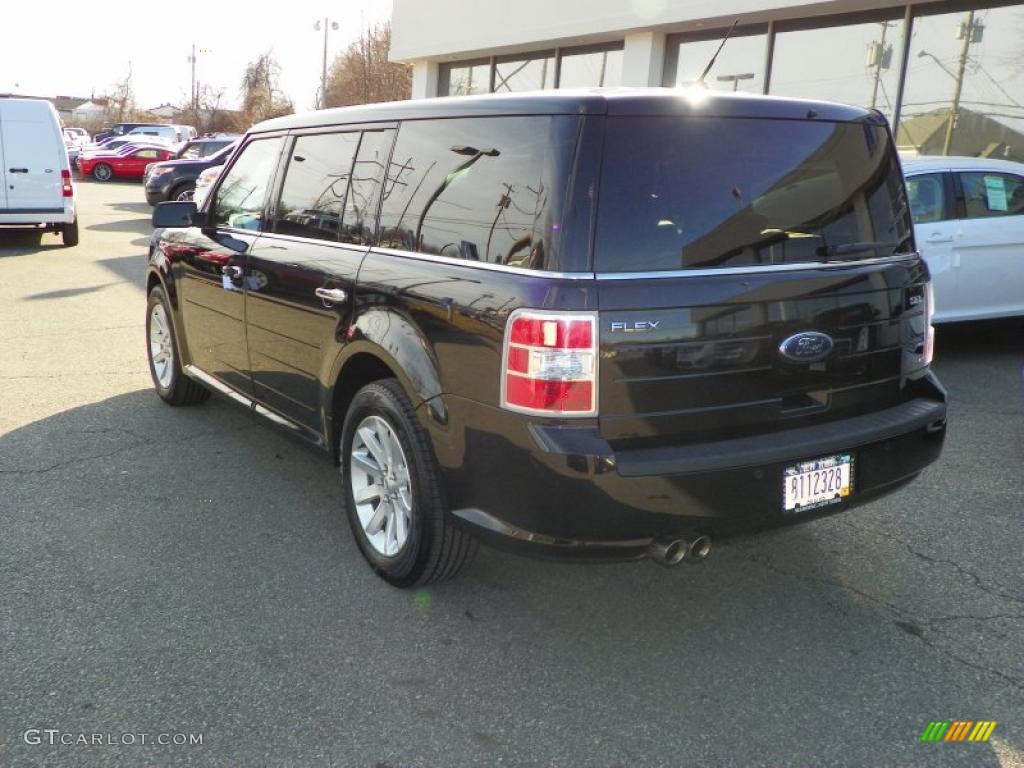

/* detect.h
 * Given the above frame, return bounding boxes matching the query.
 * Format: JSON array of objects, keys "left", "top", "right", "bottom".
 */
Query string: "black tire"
[
  {"left": 146, "top": 287, "right": 210, "bottom": 406},
  {"left": 61, "top": 218, "right": 79, "bottom": 247},
  {"left": 341, "top": 379, "right": 476, "bottom": 587},
  {"left": 93, "top": 163, "right": 112, "bottom": 182},
  {"left": 171, "top": 183, "right": 196, "bottom": 202}
]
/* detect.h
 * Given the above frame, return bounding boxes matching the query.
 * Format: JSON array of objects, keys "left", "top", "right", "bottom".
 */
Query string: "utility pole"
[
  {"left": 189, "top": 43, "right": 197, "bottom": 113},
  {"left": 868, "top": 22, "right": 893, "bottom": 110},
  {"left": 942, "top": 10, "right": 976, "bottom": 156}
]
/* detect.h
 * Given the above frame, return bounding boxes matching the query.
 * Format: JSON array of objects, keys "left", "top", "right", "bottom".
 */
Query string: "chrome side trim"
[
  {"left": 368, "top": 246, "right": 594, "bottom": 280},
  {"left": 183, "top": 364, "right": 319, "bottom": 443},
  {"left": 593, "top": 254, "right": 919, "bottom": 280},
  {"left": 365, "top": 247, "right": 918, "bottom": 281}
]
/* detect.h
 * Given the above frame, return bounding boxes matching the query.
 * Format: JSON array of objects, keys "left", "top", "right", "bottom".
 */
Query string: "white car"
[
  {"left": 902, "top": 156, "right": 1024, "bottom": 323},
  {"left": 0, "top": 98, "right": 78, "bottom": 245}
]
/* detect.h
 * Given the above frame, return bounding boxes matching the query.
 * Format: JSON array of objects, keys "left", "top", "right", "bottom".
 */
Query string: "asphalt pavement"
[{"left": 1, "top": 179, "right": 1022, "bottom": 767}]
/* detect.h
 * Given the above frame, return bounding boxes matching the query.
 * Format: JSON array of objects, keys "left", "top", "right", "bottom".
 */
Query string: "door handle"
[
  {"left": 315, "top": 287, "right": 348, "bottom": 305},
  {"left": 8, "top": 168, "right": 28, "bottom": 174},
  {"left": 221, "top": 265, "right": 243, "bottom": 279},
  {"left": 925, "top": 233, "right": 953, "bottom": 243}
]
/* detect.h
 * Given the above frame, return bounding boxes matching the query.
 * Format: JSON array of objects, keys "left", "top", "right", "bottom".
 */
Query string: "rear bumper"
[
  {"left": 0, "top": 203, "right": 75, "bottom": 226},
  {"left": 437, "top": 374, "right": 947, "bottom": 561}
]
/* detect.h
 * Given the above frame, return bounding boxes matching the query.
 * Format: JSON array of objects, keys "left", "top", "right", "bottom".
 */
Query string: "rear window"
[{"left": 595, "top": 117, "right": 912, "bottom": 272}]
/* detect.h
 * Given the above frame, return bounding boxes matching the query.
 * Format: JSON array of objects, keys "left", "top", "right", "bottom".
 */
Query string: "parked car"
[
  {"left": 902, "top": 155, "right": 1024, "bottom": 322},
  {"left": 148, "top": 90, "right": 946, "bottom": 586},
  {"left": 144, "top": 141, "right": 238, "bottom": 204},
  {"left": 80, "top": 145, "right": 174, "bottom": 181},
  {"left": 63, "top": 127, "right": 90, "bottom": 165},
  {"left": 191, "top": 163, "right": 224, "bottom": 208},
  {"left": 76, "top": 140, "right": 169, "bottom": 171},
  {"left": 93, "top": 122, "right": 167, "bottom": 143},
  {"left": 0, "top": 97, "right": 78, "bottom": 245},
  {"left": 128, "top": 124, "right": 195, "bottom": 144},
  {"left": 174, "top": 137, "right": 237, "bottom": 160}
]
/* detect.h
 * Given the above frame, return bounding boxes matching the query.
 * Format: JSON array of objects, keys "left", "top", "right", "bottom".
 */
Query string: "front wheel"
[
  {"left": 146, "top": 287, "right": 209, "bottom": 406},
  {"left": 92, "top": 163, "right": 112, "bottom": 182},
  {"left": 341, "top": 379, "right": 476, "bottom": 587},
  {"left": 172, "top": 183, "right": 196, "bottom": 202}
]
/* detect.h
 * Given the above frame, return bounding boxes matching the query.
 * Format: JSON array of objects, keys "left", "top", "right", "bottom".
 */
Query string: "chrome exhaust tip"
[
  {"left": 685, "top": 535, "right": 712, "bottom": 563},
  {"left": 648, "top": 536, "right": 687, "bottom": 567}
]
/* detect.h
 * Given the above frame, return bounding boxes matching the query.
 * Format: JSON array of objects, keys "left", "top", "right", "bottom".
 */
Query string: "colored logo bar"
[{"left": 921, "top": 721, "right": 997, "bottom": 742}]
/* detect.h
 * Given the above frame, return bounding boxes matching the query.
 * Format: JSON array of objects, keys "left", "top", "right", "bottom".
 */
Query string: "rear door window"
[
  {"left": 377, "top": 116, "right": 577, "bottom": 269},
  {"left": 341, "top": 129, "right": 394, "bottom": 246},
  {"left": 212, "top": 137, "right": 284, "bottom": 231},
  {"left": 595, "top": 117, "right": 913, "bottom": 272},
  {"left": 274, "top": 132, "right": 360, "bottom": 241},
  {"left": 958, "top": 172, "right": 1024, "bottom": 218}
]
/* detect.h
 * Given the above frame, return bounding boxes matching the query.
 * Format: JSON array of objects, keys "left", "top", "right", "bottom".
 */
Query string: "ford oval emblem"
[{"left": 779, "top": 331, "right": 834, "bottom": 363}]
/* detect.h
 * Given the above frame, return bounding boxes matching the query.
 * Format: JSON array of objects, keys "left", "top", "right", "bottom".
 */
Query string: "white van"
[
  {"left": 0, "top": 98, "right": 78, "bottom": 246},
  {"left": 128, "top": 124, "right": 196, "bottom": 144}
]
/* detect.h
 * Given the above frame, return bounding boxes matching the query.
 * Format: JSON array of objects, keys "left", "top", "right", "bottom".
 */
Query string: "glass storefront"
[
  {"left": 664, "top": 30, "right": 768, "bottom": 93},
  {"left": 438, "top": 3, "right": 1023, "bottom": 160},
  {"left": 438, "top": 43, "right": 624, "bottom": 96},
  {"left": 770, "top": 18, "right": 906, "bottom": 121},
  {"left": 900, "top": 5, "right": 1024, "bottom": 159}
]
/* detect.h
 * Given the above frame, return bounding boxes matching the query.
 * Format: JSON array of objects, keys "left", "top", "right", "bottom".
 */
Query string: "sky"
[{"left": 4, "top": 0, "right": 394, "bottom": 111}]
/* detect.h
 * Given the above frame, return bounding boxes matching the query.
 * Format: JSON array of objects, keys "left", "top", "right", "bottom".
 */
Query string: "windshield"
[{"left": 595, "top": 116, "right": 913, "bottom": 272}]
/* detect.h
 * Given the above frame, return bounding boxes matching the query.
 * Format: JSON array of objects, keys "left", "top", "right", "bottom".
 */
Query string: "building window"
[
  {"left": 439, "top": 59, "right": 491, "bottom": 97},
  {"left": 664, "top": 28, "right": 768, "bottom": 92},
  {"left": 494, "top": 52, "right": 556, "bottom": 92},
  {"left": 437, "top": 43, "right": 624, "bottom": 96},
  {"left": 900, "top": 5, "right": 1024, "bottom": 160},
  {"left": 558, "top": 45, "right": 623, "bottom": 88},
  {"left": 770, "top": 17, "right": 906, "bottom": 121}
]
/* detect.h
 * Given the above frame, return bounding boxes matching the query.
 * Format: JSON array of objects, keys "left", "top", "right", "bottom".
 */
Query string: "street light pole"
[
  {"left": 716, "top": 73, "right": 755, "bottom": 91},
  {"left": 315, "top": 18, "right": 340, "bottom": 109}
]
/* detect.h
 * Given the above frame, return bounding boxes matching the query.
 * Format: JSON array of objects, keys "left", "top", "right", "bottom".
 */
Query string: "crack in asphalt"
[
  {"left": 746, "top": 552, "right": 1024, "bottom": 692},
  {"left": 839, "top": 518, "right": 1024, "bottom": 607}
]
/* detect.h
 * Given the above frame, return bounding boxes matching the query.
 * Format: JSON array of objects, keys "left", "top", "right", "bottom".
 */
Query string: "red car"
[{"left": 79, "top": 146, "right": 175, "bottom": 181}]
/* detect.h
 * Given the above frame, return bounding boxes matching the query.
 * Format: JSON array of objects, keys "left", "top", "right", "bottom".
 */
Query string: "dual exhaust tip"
[{"left": 649, "top": 534, "right": 712, "bottom": 567}]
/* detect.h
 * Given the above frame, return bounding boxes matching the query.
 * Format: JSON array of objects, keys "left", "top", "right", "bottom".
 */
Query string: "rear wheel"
[
  {"left": 92, "top": 163, "right": 112, "bottom": 182},
  {"left": 146, "top": 287, "right": 209, "bottom": 406},
  {"left": 341, "top": 379, "right": 476, "bottom": 587},
  {"left": 61, "top": 218, "right": 79, "bottom": 247}
]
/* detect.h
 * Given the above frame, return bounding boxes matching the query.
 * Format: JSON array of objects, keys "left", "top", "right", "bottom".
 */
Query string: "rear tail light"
[
  {"left": 61, "top": 169, "right": 73, "bottom": 198},
  {"left": 501, "top": 310, "right": 598, "bottom": 416},
  {"left": 923, "top": 281, "right": 935, "bottom": 366}
]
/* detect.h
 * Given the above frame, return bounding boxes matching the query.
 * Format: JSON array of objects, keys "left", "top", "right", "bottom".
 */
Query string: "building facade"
[{"left": 390, "top": 0, "right": 1024, "bottom": 159}]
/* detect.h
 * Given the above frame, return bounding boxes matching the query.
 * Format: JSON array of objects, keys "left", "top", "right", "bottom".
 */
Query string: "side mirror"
[{"left": 152, "top": 201, "right": 200, "bottom": 229}]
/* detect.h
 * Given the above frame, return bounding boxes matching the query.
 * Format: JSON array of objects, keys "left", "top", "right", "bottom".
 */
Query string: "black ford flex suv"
[{"left": 148, "top": 90, "right": 946, "bottom": 587}]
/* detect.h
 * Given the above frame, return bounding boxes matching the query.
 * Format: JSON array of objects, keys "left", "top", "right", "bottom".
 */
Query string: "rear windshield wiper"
[{"left": 816, "top": 241, "right": 906, "bottom": 260}]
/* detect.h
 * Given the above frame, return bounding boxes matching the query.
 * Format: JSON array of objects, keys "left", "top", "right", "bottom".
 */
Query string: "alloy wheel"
[
  {"left": 349, "top": 415, "right": 413, "bottom": 557},
  {"left": 148, "top": 303, "right": 174, "bottom": 389}
]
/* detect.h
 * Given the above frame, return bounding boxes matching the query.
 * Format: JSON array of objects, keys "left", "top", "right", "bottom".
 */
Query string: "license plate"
[{"left": 783, "top": 454, "right": 853, "bottom": 513}]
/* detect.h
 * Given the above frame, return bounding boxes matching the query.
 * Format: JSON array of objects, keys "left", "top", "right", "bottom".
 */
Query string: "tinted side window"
[
  {"left": 378, "top": 116, "right": 576, "bottom": 269},
  {"left": 906, "top": 173, "right": 948, "bottom": 223},
  {"left": 213, "top": 137, "right": 284, "bottom": 231},
  {"left": 342, "top": 129, "right": 394, "bottom": 246},
  {"left": 959, "top": 172, "right": 1024, "bottom": 219},
  {"left": 275, "top": 132, "right": 359, "bottom": 242}
]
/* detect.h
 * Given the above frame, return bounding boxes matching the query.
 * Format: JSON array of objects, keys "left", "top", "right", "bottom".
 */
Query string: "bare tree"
[
  {"left": 239, "top": 51, "right": 294, "bottom": 125},
  {"left": 106, "top": 63, "right": 137, "bottom": 123},
  {"left": 323, "top": 23, "right": 412, "bottom": 108}
]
